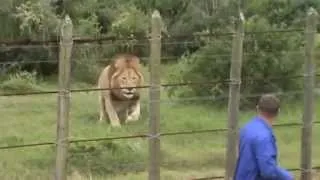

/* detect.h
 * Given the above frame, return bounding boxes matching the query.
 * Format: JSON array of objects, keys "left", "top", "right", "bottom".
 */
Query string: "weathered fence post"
[
  {"left": 55, "top": 15, "right": 73, "bottom": 180},
  {"left": 300, "top": 7, "right": 318, "bottom": 180},
  {"left": 224, "top": 12, "right": 245, "bottom": 180},
  {"left": 149, "top": 10, "right": 162, "bottom": 180}
]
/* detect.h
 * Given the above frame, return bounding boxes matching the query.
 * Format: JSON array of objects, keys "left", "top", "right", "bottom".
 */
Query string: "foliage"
[
  {"left": 166, "top": 15, "right": 304, "bottom": 108},
  {"left": 75, "top": 13, "right": 101, "bottom": 37},
  {"left": 106, "top": 4, "right": 150, "bottom": 59},
  {"left": 110, "top": 5, "right": 149, "bottom": 38},
  {"left": 0, "top": 0, "right": 60, "bottom": 76},
  {"left": 0, "top": 0, "right": 319, "bottom": 91},
  {"left": 68, "top": 141, "right": 147, "bottom": 175},
  {"left": 245, "top": 0, "right": 320, "bottom": 28},
  {"left": 14, "top": 0, "right": 60, "bottom": 39},
  {"left": 0, "top": 70, "right": 43, "bottom": 92},
  {"left": 71, "top": 44, "right": 102, "bottom": 84}
]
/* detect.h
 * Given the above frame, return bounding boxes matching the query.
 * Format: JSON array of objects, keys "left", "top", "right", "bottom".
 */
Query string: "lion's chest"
[
  {"left": 111, "top": 99, "right": 136, "bottom": 112},
  {"left": 111, "top": 99, "right": 139, "bottom": 122}
]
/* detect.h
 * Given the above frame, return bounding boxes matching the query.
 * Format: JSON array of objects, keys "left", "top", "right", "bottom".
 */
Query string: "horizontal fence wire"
[
  {"left": 0, "top": 73, "right": 319, "bottom": 97},
  {"left": 0, "top": 47, "right": 310, "bottom": 64},
  {"left": 0, "top": 34, "right": 303, "bottom": 50},
  {"left": 0, "top": 121, "right": 319, "bottom": 150},
  {"left": 0, "top": 28, "right": 304, "bottom": 46},
  {"left": 119, "top": 90, "right": 304, "bottom": 106},
  {"left": 191, "top": 166, "right": 320, "bottom": 180},
  {"left": 0, "top": 50, "right": 308, "bottom": 65}
]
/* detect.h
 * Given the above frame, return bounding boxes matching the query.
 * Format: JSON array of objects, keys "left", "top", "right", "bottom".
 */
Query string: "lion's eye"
[{"left": 121, "top": 77, "right": 127, "bottom": 80}]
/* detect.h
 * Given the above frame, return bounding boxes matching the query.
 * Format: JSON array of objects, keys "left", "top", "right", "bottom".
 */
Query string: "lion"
[{"left": 97, "top": 54, "right": 144, "bottom": 127}]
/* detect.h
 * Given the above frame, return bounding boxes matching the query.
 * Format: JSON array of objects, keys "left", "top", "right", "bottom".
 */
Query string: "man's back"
[{"left": 233, "top": 116, "right": 293, "bottom": 180}]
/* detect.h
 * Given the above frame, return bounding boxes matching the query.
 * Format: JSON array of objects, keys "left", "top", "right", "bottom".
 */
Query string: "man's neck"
[{"left": 258, "top": 114, "right": 273, "bottom": 127}]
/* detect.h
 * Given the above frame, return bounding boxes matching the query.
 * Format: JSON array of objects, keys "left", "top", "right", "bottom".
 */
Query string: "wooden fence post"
[
  {"left": 300, "top": 7, "right": 318, "bottom": 180},
  {"left": 224, "top": 12, "right": 245, "bottom": 180},
  {"left": 149, "top": 10, "right": 162, "bottom": 180},
  {"left": 55, "top": 15, "right": 73, "bottom": 180}
]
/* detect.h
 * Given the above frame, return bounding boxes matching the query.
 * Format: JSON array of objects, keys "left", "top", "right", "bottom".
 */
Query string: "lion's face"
[
  {"left": 111, "top": 68, "right": 143, "bottom": 99},
  {"left": 107, "top": 54, "right": 144, "bottom": 100}
]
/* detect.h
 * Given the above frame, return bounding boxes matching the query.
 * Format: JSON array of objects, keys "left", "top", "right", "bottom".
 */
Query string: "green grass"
[
  {"left": 0, "top": 85, "right": 320, "bottom": 180},
  {"left": 0, "top": 66, "right": 320, "bottom": 179}
]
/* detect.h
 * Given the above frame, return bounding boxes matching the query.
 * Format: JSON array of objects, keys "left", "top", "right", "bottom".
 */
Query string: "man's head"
[{"left": 256, "top": 94, "right": 280, "bottom": 123}]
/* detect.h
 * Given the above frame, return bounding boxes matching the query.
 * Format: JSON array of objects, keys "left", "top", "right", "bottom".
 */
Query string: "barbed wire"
[
  {"left": 0, "top": 49, "right": 308, "bottom": 65},
  {"left": 0, "top": 73, "right": 319, "bottom": 97},
  {"left": 0, "top": 120, "right": 319, "bottom": 150},
  {"left": 0, "top": 28, "right": 304, "bottom": 47}
]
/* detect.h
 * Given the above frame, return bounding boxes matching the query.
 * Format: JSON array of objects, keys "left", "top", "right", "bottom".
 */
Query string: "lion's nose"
[{"left": 127, "top": 88, "right": 134, "bottom": 91}]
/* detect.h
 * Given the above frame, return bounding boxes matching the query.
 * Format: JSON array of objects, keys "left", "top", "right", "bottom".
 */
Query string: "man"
[{"left": 233, "top": 94, "right": 294, "bottom": 180}]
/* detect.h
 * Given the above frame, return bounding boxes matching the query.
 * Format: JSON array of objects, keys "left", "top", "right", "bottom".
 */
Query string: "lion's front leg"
[
  {"left": 103, "top": 94, "right": 121, "bottom": 127},
  {"left": 126, "top": 102, "right": 141, "bottom": 122},
  {"left": 99, "top": 95, "right": 106, "bottom": 123}
]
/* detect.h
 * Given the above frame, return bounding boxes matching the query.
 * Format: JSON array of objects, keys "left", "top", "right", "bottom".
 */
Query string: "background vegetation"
[{"left": 0, "top": 0, "right": 320, "bottom": 179}]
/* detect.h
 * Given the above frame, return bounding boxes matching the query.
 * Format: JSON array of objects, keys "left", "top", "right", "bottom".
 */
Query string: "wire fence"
[
  {"left": 0, "top": 73, "right": 319, "bottom": 97},
  {"left": 0, "top": 120, "right": 319, "bottom": 151},
  {"left": 0, "top": 28, "right": 304, "bottom": 47},
  {"left": 1, "top": 8, "right": 320, "bottom": 180}
]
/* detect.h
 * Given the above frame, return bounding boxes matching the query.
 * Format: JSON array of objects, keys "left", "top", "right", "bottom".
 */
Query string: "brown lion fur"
[{"left": 98, "top": 53, "right": 144, "bottom": 127}]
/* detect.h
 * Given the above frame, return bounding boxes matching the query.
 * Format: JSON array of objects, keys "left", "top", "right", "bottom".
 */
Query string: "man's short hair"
[{"left": 257, "top": 94, "right": 280, "bottom": 116}]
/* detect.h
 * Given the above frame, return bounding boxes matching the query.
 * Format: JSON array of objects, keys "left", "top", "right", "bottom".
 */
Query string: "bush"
[
  {"left": 68, "top": 140, "right": 147, "bottom": 175},
  {"left": 71, "top": 43, "right": 102, "bottom": 85},
  {"left": 0, "top": 70, "right": 43, "bottom": 93},
  {"left": 166, "top": 17, "right": 304, "bottom": 109},
  {"left": 14, "top": 0, "right": 60, "bottom": 39}
]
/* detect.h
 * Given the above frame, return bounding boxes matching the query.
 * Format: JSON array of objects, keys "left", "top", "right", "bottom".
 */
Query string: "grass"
[{"left": 0, "top": 67, "right": 320, "bottom": 179}]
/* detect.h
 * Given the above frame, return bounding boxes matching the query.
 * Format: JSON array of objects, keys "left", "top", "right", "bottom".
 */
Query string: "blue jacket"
[{"left": 233, "top": 116, "right": 294, "bottom": 180}]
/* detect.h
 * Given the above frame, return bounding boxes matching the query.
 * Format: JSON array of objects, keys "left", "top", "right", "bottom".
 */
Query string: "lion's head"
[{"left": 108, "top": 54, "right": 144, "bottom": 100}]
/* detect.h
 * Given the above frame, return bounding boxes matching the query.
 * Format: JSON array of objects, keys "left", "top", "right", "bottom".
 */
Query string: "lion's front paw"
[
  {"left": 110, "top": 119, "right": 121, "bottom": 127},
  {"left": 111, "top": 122, "right": 121, "bottom": 127},
  {"left": 126, "top": 115, "right": 139, "bottom": 122}
]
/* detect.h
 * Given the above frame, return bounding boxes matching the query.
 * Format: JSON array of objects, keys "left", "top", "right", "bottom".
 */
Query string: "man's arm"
[{"left": 253, "top": 137, "right": 294, "bottom": 180}]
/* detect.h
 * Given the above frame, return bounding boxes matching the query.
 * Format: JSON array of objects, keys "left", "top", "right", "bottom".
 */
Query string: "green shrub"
[
  {"left": 68, "top": 140, "right": 147, "bottom": 175},
  {"left": 0, "top": 70, "right": 43, "bottom": 92},
  {"left": 166, "top": 17, "right": 304, "bottom": 109},
  {"left": 71, "top": 45, "right": 102, "bottom": 85}
]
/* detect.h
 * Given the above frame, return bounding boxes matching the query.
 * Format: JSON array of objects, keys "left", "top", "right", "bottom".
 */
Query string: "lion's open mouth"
[{"left": 124, "top": 92, "right": 134, "bottom": 97}]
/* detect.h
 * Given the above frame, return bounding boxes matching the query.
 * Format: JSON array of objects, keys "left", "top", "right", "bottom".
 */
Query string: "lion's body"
[{"left": 98, "top": 54, "right": 144, "bottom": 127}]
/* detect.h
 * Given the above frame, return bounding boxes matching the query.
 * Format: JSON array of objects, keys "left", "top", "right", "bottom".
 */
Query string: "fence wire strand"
[
  {"left": 0, "top": 121, "right": 319, "bottom": 150},
  {"left": 0, "top": 46, "right": 310, "bottom": 65},
  {"left": 0, "top": 73, "right": 319, "bottom": 97},
  {"left": 0, "top": 28, "right": 304, "bottom": 47},
  {"left": 191, "top": 166, "right": 320, "bottom": 180},
  {"left": 0, "top": 73, "right": 320, "bottom": 96}
]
